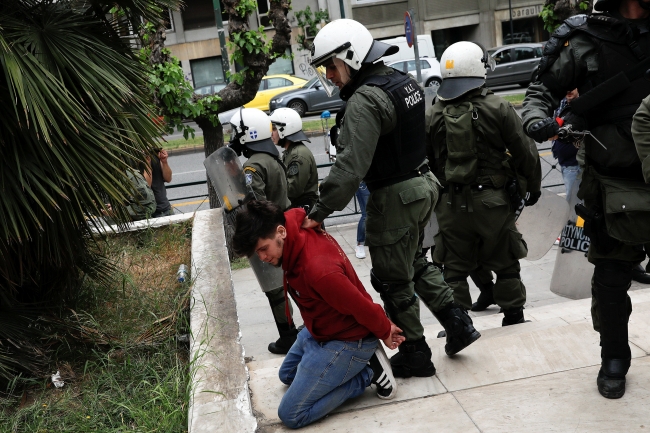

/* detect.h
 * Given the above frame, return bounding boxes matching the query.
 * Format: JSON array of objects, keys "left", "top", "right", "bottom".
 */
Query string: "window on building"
[
  {"left": 266, "top": 48, "right": 295, "bottom": 75},
  {"left": 160, "top": 7, "right": 174, "bottom": 31},
  {"left": 257, "top": 0, "right": 271, "bottom": 28},
  {"left": 182, "top": 0, "right": 228, "bottom": 31},
  {"left": 190, "top": 56, "right": 226, "bottom": 88}
]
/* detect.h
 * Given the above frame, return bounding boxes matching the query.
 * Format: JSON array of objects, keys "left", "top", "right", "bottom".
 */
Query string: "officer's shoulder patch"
[
  {"left": 287, "top": 162, "right": 299, "bottom": 176},
  {"left": 245, "top": 173, "right": 253, "bottom": 185},
  {"left": 243, "top": 166, "right": 257, "bottom": 173}
]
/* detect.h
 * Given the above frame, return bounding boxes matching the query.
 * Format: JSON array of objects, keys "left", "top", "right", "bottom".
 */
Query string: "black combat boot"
[
  {"left": 389, "top": 336, "right": 436, "bottom": 378},
  {"left": 268, "top": 321, "right": 298, "bottom": 355},
  {"left": 597, "top": 358, "right": 630, "bottom": 399},
  {"left": 433, "top": 303, "right": 481, "bottom": 356},
  {"left": 595, "top": 274, "right": 632, "bottom": 399},
  {"left": 502, "top": 307, "right": 529, "bottom": 326},
  {"left": 471, "top": 281, "right": 495, "bottom": 312},
  {"left": 631, "top": 263, "right": 650, "bottom": 284}
]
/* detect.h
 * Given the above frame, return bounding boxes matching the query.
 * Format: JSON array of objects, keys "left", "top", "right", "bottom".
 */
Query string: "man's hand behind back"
[{"left": 383, "top": 321, "right": 406, "bottom": 350}]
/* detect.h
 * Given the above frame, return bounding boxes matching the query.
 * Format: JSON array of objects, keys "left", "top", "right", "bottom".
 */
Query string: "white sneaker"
[{"left": 355, "top": 245, "right": 366, "bottom": 259}]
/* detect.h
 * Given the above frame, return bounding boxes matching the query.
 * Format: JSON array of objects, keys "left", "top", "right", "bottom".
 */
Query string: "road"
[{"left": 165, "top": 84, "right": 564, "bottom": 222}]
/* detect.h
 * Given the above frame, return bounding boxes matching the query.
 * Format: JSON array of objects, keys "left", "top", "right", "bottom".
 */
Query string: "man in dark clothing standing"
[
  {"left": 145, "top": 148, "right": 173, "bottom": 217},
  {"left": 232, "top": 200, "right": 402, "bottom": 429},
  {"left": 522, "top": 0, "right": 650, "bottom": 398}
]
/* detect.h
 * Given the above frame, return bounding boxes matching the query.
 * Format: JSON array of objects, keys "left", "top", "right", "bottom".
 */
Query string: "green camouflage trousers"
[
  {"left": 433, "top": 187, "right": 527, "bottom": 311},
  {"left": 365, "top": 172, "right": 454, "bottom": 341}
]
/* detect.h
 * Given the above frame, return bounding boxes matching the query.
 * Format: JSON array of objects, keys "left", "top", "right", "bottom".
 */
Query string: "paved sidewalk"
[{"left": 231, "top": 222, "right": 650, "bottom": 432}]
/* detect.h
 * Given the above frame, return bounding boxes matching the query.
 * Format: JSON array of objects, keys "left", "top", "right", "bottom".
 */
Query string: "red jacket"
[{"left": 282, "top": 208, "right": 391, "bottom": 342}]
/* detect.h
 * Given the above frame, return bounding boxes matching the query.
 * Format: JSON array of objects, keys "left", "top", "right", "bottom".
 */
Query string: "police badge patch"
[
  {"left": 245, "top": 173, "right": 253, "bottom": 185},
  {"left": 287, "top": 163, "right": 299, "bottom": 176}
]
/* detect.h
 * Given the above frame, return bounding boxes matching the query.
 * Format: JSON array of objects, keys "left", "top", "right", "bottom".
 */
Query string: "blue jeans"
[
  {"left": 355, "top": 181, "right": 370, "bottom": 244},
  {"left": 561, "top": 164, "right": 581, "bottom": 200},
  {"left": 277, "top": 328, "right": 377, "bottom": 429}
]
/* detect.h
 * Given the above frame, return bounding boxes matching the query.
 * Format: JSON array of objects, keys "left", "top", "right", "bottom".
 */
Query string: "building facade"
[{"left": 162, "top": 0, "right": 546, "bottom": 90}]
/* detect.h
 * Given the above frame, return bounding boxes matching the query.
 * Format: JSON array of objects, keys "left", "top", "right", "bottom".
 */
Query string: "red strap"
[{"left": 555, "top": 117, "right": 564, "bottom": 127}]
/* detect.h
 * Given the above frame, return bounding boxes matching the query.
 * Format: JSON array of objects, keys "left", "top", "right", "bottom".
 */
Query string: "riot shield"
[
  {"left": 204, "top": 147, "right": 283, "bottom": 292},
  {"left": 422, "top": 212, "right": 439, "bottom": 249},
  {"left": 550, "top": 177, "right": 594, "bottom": 299},
  {"left": 248, "top": 254, "right": 285, "bottom": 293},
  {"left": 203, "top": 147, "right": 248, "bottom": 212},
  {"left": 515, "top": 188, "right": 570, "bottom": 261}
]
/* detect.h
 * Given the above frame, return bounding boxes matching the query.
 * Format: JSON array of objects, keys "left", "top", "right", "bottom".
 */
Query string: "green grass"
[
  {"left": 230, "top": 256, "right": 251, "bottom": 270},
  {"left": 161, "top": 119, "right": 329, "bottom": 152},
  {"left": 161, "top": 134, "right": 205, "bottom": 151},
  {"left": 503, "top": 93, "right": 525, "bottom": 105},
  {"left": 0, "top": 222, "right": 193, "bottom": 433}
]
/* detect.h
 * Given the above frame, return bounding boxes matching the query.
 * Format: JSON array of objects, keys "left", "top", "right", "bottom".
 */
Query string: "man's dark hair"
[{"left": 232, "top": 200, "right": 286, "bottom": 257}]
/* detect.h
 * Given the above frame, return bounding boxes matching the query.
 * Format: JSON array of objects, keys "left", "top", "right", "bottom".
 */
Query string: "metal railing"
[{"left": 167, "top": 151, "right": 564, "bottom": 219}]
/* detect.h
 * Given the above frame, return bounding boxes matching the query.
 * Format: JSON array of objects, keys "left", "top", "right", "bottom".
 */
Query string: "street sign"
[{"left": 404, "top": 11, "right": 414, "bottom": 48}]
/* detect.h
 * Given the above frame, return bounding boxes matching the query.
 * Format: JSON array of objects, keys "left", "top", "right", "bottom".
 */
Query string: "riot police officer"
[
  {"left": 270, "top": 108, "right": 319, "bottom": 210},
  {"left": 522, "top": 0, "right": 650, "bottom": 398},
  {"left": 229, "top": 108, "right": 296, "bottom": 354},
  {"left": 303, "top": 19, "right": 481, "bottom": 378},
  {"left": 426, "top": 42, "right": 542, "bottom": 326}
]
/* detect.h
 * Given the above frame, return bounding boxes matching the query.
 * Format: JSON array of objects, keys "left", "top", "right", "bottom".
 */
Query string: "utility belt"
[{"left": 365, "top": 163, "right": 430, "bottom": 193}]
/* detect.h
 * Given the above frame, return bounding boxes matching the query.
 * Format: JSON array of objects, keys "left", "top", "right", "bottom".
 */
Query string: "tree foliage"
[
  {"left": 294, "top": 5, "right": 330, "bottom": 50},
  {"left": 0, "top": 0, "right": 175, "bottom": 382},
  {"left": 141, "top": 0, "right": 293, "bottom": 209},
  {"left": 540, "top": 0, "right": 593, "bottom": 33}
]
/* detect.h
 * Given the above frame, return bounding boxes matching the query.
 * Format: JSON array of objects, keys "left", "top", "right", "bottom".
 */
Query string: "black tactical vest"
[{"left": 359, "top": 70, "right": 427, "bottom": 185}]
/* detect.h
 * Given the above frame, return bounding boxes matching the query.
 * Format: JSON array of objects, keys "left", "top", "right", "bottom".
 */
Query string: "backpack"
[
  {"left": 442, "top": 101, "right": 479, "bottom": 185},
  {"left": 126, "top": 169, "right": 156, "bottom": 220}
]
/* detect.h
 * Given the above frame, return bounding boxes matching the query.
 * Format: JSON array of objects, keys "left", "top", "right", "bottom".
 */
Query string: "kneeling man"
[{"left": 233, "top": 200, "right": 404, "bottom": 429}]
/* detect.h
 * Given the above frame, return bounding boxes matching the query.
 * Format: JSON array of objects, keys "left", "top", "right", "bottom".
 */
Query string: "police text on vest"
[{"left": 403, "top": 84, "right": 422, "bottom": 108}]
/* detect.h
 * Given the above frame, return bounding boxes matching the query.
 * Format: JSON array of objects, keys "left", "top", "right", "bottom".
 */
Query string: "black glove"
[
  {"left": 524, "top": 191, "right": 542, "bottom": 207},
  {"left": 527, "top": 117, "right": 560, "bottom": 143},
  {"left": 561, "top": 111, "right": 588, "bottom": 132}
]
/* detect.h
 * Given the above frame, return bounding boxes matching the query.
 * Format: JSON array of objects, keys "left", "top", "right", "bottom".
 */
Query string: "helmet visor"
[{"left": 314, "top": 65, "right": 340, "bottom": 98}]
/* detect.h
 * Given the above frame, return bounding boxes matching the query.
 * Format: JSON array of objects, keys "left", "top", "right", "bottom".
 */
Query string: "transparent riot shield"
[
  {"left": 204, "top": 146, "right": 284, "bottom": 292},
  {"left": 515, "top": 188, "right": 570, "bottom": 261},
  {"left": 422, "top": 212, "right": 439, "bottom": 249},
  {"left": 203, "top": 146, "right": 248, "bottom": 212},
  {"left": 248, "top": 254, "right": 285, "bottom": 293}
]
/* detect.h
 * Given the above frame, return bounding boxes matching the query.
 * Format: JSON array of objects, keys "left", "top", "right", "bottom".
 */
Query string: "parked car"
[
  {"left": 386, "top": 57, "right": 442, "bottom": 88},
  {"left": 244, "top": 74, "right": 307, "bottom": 111},
  {"left": 269, "top": 77, "right": 344, "bottom": 117},
  {"left": 486, "top": 43, "right": 544, "bottom": 88},
  {"left": 193, "top": 83, "right": 227, "bottom": 96}
]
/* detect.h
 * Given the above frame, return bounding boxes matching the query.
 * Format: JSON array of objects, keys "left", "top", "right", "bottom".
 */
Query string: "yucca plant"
[{"left": 0, "top": 0, "right": 176, "bottom": 384}]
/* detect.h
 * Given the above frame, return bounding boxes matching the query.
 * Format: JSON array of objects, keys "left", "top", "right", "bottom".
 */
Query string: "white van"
[{"left": 380, "top": 35, "right": 436, "bottom": 64}]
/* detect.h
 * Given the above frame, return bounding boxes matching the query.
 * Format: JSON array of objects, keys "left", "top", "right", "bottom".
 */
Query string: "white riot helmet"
[
  {"left": 309, "top": 19, "right": 398, "bottom": 96},
  {"left": 229, "top": 108, "right": 279, "bottom": 157},
  {"left": 270, "top": 108, "right": 310, "bottom": 143},
  {"left": 437, "top": 41, "right": 495, "bottom": 101}
]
